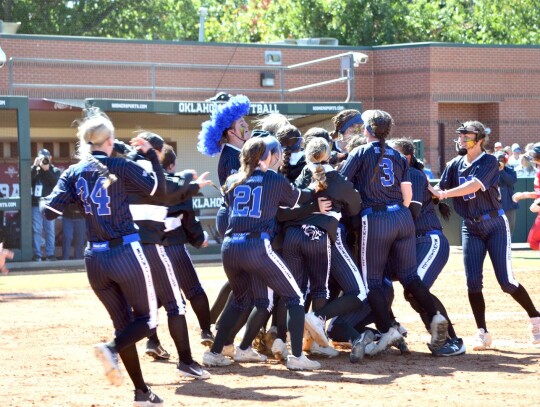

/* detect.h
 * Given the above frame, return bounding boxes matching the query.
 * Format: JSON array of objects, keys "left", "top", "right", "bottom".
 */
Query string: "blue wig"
[{"left": 197, "top": 95, "right": 251, "bottom": 156}]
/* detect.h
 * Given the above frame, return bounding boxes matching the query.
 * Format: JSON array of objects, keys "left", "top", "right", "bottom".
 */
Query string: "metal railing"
[{"left": 8, "top": 52, "right": 368, "bottom": 102}]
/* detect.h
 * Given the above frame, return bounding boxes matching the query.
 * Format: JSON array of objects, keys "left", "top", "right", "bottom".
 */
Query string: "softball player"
[
  {"left": 389, "top": 139, "right": 465, "bottom": 356},
  {"left": 202, "top": 136, "right": 326, "bottom": 371},
  {"left": 277, "top": 137, "right": 368, "bottom": 358},
  {"left": 436, "top": 123, "right": 540, "bottom": 348},
  {"left": 339, "top": 110, "right": 449, "bottom": 355},
  {"left": 276, "top": 124, "right": 305, "bottom": 182},
  {"left": 160, "top": 144, "right": 215, "bottom": 347},
  {"left": 41, "top": 110, "right": 164, "bottom": 406},
  {"left": 198, "top": 95, "right": 251, "bottom": 328},
  {"left": 127, "top": 132, "right": 212, "bottom": 379}
]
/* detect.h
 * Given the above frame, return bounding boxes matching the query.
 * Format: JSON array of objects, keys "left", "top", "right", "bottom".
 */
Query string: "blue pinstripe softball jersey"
[
  {"left": 43, "top": 152, "right": 163, "bottom": 242},
  {"left": 438, "top": 153, "right": 501, "bottom": 219},
  {"left": 224, "top": 169, "right": 301, "bottom": 236},
  {"left": 340, "top": 142, "right": 410, "bottom": 209},
  {"left": 218, "top": 144, "right": 241, "bottom": 186},
  {"left": 409, "top": 167, "right": 442, "bottom": 234}
]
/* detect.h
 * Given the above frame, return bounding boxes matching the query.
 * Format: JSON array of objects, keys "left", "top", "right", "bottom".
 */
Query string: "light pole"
[{"left": 198, "top": 7, "right": 208, "bottom": 42}]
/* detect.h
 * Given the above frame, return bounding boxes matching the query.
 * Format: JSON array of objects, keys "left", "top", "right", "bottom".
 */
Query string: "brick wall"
[{"left": 1, "top": 35, "right": 540, "bottom": 173}]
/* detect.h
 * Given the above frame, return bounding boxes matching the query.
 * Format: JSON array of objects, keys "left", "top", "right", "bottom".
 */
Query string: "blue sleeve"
[
  {"left": 410, "top": 170, "right": 425, "bottom": 205},
  {"left": 400, "top": 156, "right": 411, "bottom": 183},
  {"left": 277, "top": 175, "right": 301, "bottom": 208},
  {"left": 123, "top": 159, "right": 161, "bottom": 196},
  {"left": 41, "top": 170, "right": 76, "bottom": 219},
  {"left": 339, "top": 149, "right": 361, "bottom": 183},
  {"left": 474, "top": 155, "right": 500, "bottom": 191},
  {"left": 438, "top": 161, "right": 454, "bottom": 190}
]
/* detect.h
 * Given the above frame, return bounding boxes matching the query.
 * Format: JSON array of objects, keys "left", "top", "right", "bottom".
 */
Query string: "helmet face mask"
[{"left": 454, "top": 121, "right": 486, "bottom": 155}]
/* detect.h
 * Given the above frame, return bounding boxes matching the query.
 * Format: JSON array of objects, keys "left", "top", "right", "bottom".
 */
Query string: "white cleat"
[
  {"left": 472, "top": 328, "right": 492, "bottom": 351},
  {"left": 429, "top": 311, "right": 449, "bottom": 349},
  {"left": 308, "top": 341, "right": 339, "bottom": 358},
  {"left": 350, "top": 330, "right": 375, "bottom": 363},
  {"left": 286, "top": 353, "right": 321, "bottom": 371},
  {"left": 366, "top": 327, "right": 402, "bottom": 356},
  {"left": 531, "top": 317, "right": 540, "bottom": 345},
  {"left": 271, "top": 338, "right": 289, "bottom": 361},
  {"left": 304, "top": 312, "right": 329, "bottom": 347},
  {"left": 233, "top": 346, "right": 267, "bottom": 363},
  {"left": 93, "top": 343, "right": 124, "bottom": 386},
  {"left": 222, "top": 344, "right": 235, "bottom": 358},
  {"left": 202, "top": 351, "right": 232, "bottom": 367}
]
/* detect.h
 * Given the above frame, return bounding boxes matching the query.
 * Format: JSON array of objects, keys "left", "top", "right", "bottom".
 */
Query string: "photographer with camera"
[{"left": 31, "top": 149, "right": 61, "bottom": 261}]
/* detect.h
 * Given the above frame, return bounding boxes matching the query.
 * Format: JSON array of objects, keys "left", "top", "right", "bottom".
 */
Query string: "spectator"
[
  {"left": 61, "top": 202, "right": 86, "bottom": 260},
  {"left": 516, "top": 155, "right": 537, "bottom": 177},
  {"left": 423, "top": 162, "right": 435, "bottom": 179},
  {"left": 31, "top": 149, "right": 61, "bottom": 261},
  {"left": 494, "top": 151, "right": 519, "bottom": 235},
  {"left": 494, "top": 141, "right": 503, "bottom": 152},
  {"left": 507, "top": 143, "right": 522, "bottom": 168}
]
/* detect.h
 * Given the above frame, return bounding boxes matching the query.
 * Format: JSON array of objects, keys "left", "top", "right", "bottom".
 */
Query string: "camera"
[{"left": 39, "top": 156, "right": 50, "bottom": 165}]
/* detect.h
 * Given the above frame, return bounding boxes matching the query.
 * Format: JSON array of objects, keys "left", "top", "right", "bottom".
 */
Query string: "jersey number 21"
[{"left": 232, "top": 185, "right": 262, "bottom": 218}]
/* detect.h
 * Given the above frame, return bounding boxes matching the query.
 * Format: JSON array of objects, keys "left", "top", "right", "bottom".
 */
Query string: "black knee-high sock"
[
  {"left": 210, "top": 282, "right": 232, "bottom": 325},
  {"left": 225, "top": 307, "right": 252, "bottom": 345},
  {"left": 510, "top": 285, "right": 540, "bottom": 318},
  {"left": 328, "top": 321, "right": 361, "bottom": 343},
  {"left": 431, "top": 294, "right": 457, "bottom": 338},
  {"left": 239, "top": 307, "right": 271, "bottom": 349},
  {"left": 147, "top": 331, "right": 160, "bottom": 345},
  {"left": 367, "top": 288, "right": 392, "bottom": 333},
  {"left": 311, "top": 297, "right": 328, "bottom": 312},
  {"left": 404, "top": 289, "right": 430, "bottom": 329},
  {"left": 315, "top": 294, "right": 363, "bottom": 320},
  {"left": 168, "top": 314, "right": 193, "bottom": 364},
  {"left": 304, "top": 293, "right": 312, "bottom": 313},
  {"left": 287, "top": 305, "right": 305, "bottom": 357},
  {"left": 115, "top": 319, "right": 152, "bottom": 353},
  {"left": 211, "top": 303, "right": 242, "bottom": 353},
  {"left": 405, "top": 279, "right": 437, "bottom": 319},
  {"left": 190, "top": 292, "right": 212, "bottom": 331},
  {"left": 275, "top": 298, "right": 288, "bottom": 341},
  {"left": 118, "top": 344, "right": 147, "bottom": 391},
  {"left": 468, "top": 291, "right": 487, "bottom": 331}
]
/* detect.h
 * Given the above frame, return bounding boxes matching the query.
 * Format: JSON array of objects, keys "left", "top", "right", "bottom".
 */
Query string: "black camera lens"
[{"left": 42, "top": 158, "right": 50, "bottom": 165}]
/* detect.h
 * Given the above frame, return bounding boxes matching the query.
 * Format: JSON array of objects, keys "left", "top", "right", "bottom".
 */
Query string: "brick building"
[{"left": 1, "top": 34, "right": 539, "bottom": 182}]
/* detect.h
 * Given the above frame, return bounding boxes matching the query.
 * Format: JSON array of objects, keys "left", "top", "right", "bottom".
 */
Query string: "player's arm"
[
  {"left": 513, "top": 190, "right": 540, "bottom": 202},
  {"left": 401, "top": 182, "right": 412, "bottom": 207},
  {"left": 436, "top": 178, "right": 483, "bottom": 200}
]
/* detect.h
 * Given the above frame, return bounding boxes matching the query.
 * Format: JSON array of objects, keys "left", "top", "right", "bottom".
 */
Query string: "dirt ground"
[{"left": 1, "top": 250, "right": 539, "bottom": 407}]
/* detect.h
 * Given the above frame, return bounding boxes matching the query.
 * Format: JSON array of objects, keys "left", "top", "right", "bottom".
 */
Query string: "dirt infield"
[{"left": 1, "top": 250, "right": 539, "bottom": 407}]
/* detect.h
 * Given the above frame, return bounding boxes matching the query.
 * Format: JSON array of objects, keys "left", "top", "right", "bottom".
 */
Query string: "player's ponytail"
[
  {"left": 363, "top": 110, "right": 393, "bottom": 182},
  {"left": 73, "top": 108, "right": 117, "bottom": 188},
  {"left": 225, "top": 138, "right": 266, "bottom": 194},
  {"left": 276, "top": 124, "right": 302, "bottom": 178},
  {"left": 305, "top": 137, "right": 330, "bottom": 192}
]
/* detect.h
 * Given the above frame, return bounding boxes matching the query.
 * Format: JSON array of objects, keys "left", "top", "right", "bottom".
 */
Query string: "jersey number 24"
[{"left": 76, "top": 176, "right": 111, "bottom": 216}]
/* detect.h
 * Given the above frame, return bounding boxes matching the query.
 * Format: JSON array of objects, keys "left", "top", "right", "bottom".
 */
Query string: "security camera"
[
  {"left": 0, "top": 46, "right": 6, "bottom": 68},
  {"left": 352, "top": 52, "right": 368, "bottom": 67}
]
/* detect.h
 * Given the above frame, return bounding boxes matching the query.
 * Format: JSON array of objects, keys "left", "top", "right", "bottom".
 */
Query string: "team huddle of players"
[{"left": 39, "top": 97, "right": 540, "bottom": 407}]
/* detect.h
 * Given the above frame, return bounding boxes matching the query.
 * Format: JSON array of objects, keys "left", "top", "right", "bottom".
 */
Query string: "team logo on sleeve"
[{"left": 302, "top": 225, "right": 324, "bottom": 241}]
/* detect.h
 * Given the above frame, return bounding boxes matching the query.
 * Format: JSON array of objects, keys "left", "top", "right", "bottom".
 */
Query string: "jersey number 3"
[
  {"left": 76, "top": 176, "right": 112, "bottom": 216},
  {"left": 232, "top": 185, "right": 262, "bottom": 218},
  {"left": 380, "top": 157, "right": 395, "bottom": 187}
]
